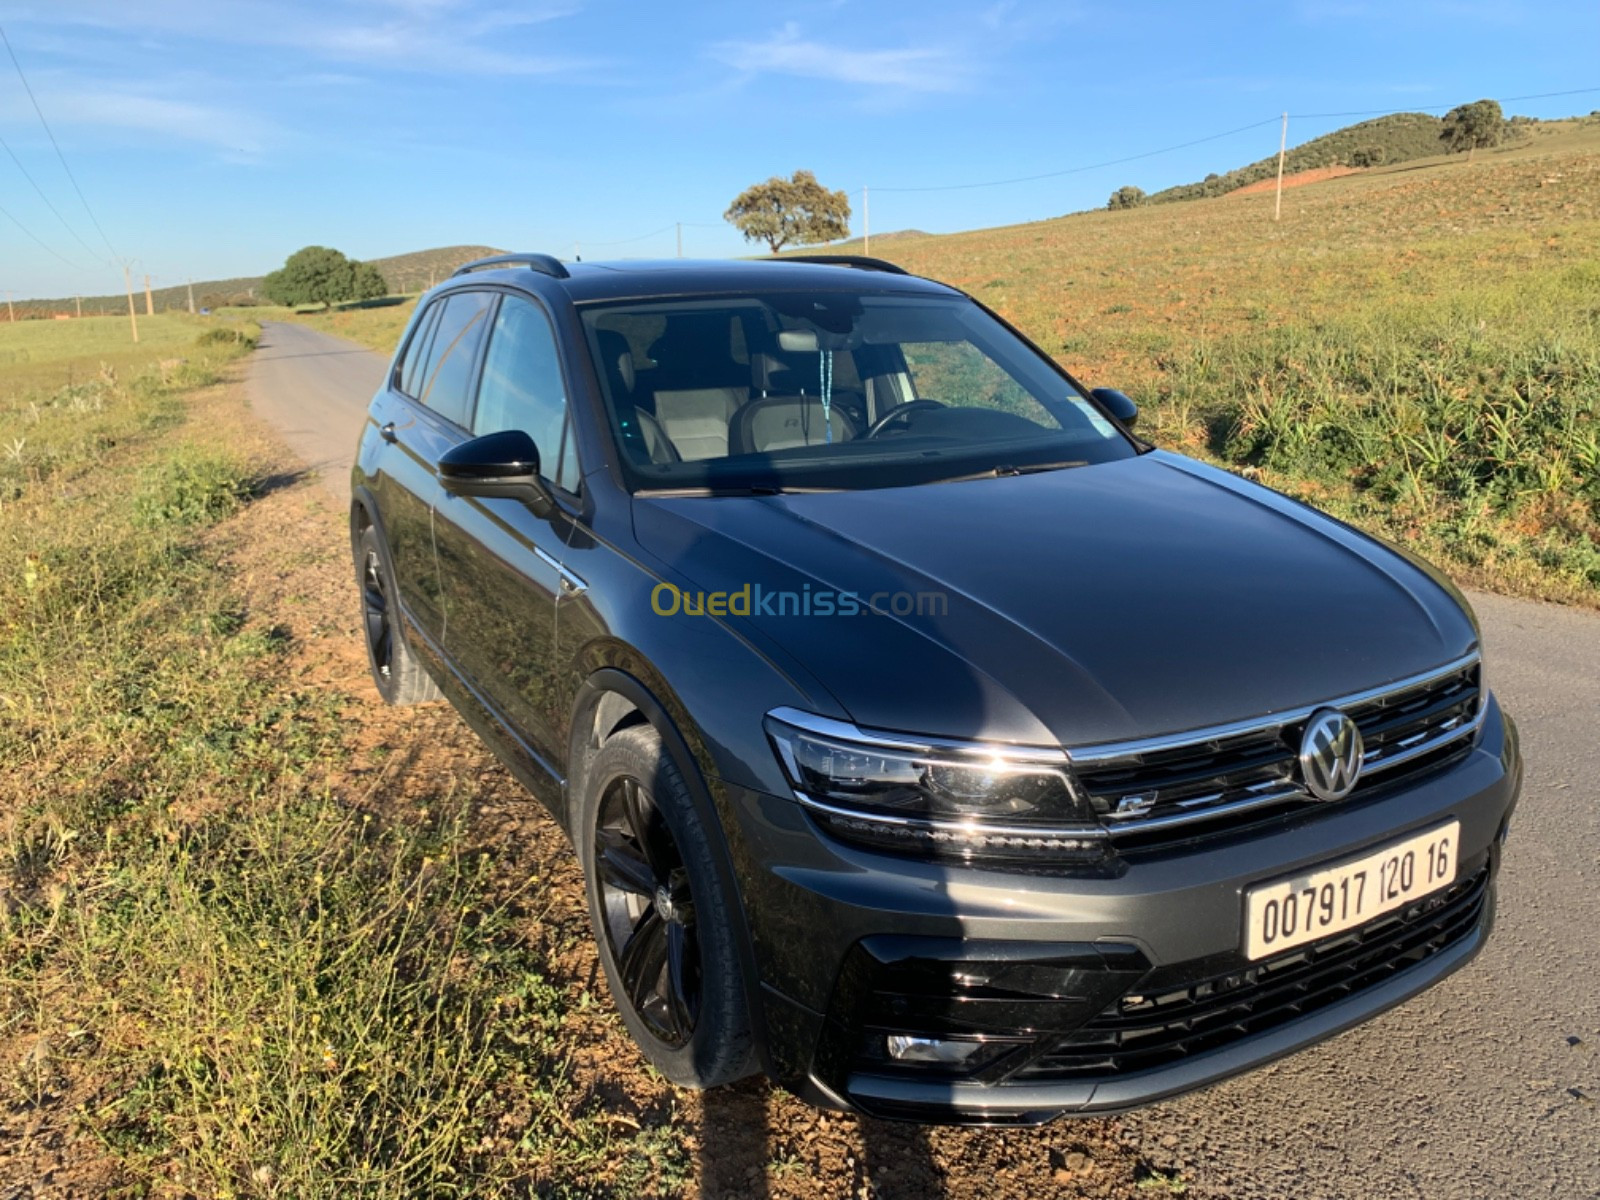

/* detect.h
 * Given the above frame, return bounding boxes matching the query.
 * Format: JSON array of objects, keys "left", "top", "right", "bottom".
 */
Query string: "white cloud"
[
  {"left": 31, "top": 0, "right": 598, "bottom": 76},
  {"left": 45, "top": 90, "right": 279, "bottom": 160},
  {"left": 710, "top": 22, "right": 974, "bottom": 94}
]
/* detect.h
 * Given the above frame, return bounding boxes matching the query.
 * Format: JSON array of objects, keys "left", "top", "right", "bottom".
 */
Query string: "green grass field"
[{"left": 0, "top": 313, "right": 246, "bottom": 400}]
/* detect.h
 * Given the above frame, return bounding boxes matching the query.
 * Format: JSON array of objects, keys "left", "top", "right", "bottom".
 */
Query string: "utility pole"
[
  {"left": 4, "top": 291, "right": 13, "bottom": 323},
  {"left": 863, "top": 186, "right": 870, "bottom": 256},
  {"left": 123, "top": 264, "right": 139, "bottom": 343},
  {"left": 75, "top": 295, "right": 82, "bottom": 319},
  {"left": 676, "top": 222, "right": 682, "bottom": 258},
  {"left": 187, "top": 279, "right": 195, "bottom": 314},
  {"left": 144, "top": 274, "right": 154, "bottom": 316},
  {"left": 1273, "top": 112, "right": 1288, "bottom": 222}
]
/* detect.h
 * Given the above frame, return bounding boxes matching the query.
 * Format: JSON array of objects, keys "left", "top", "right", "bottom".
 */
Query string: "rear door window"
[{"left": 416, "top": 291, "right": 494, "bottom": 427}]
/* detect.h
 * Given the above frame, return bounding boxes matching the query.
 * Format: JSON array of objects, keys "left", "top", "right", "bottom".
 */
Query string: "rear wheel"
[
  {"left": 355, "top": 522, "right": 439, "bottom": 706},
  {"left": 578, "top": 723, "right": 754, "bottom": 1087}
]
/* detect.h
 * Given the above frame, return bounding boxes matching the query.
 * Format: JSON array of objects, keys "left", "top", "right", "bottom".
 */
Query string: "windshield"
[{"left": 580, "top": 292, "right": 1136, "bottom": 492}]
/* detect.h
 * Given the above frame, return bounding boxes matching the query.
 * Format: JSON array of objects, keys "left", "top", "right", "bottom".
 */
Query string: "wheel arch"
[
  {"left": 350, "top": 484, "right": 386, "bottom": 560},
  {"left": 566, "top": 663, "right": 777, "bottom": 1078}
]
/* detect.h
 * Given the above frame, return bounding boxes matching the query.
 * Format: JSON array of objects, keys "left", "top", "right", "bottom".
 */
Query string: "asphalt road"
[
  {"left": 249, "top": 320, "right": 1600, "bottom": 1200},
  {"left": 246, "top": 320, "right": 388, "bottom": 505}
]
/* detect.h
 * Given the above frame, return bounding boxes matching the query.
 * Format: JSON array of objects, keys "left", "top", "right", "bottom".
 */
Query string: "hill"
[
  {"left": 9, "top": 244, "right": 502, "bottom": 320},
  {"left": 1146, "top": 112, "right": 1452, "bottom": 204}
]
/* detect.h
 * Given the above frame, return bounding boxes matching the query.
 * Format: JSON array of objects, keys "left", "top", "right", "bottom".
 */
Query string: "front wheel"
[{"left": 578, "top": 723, "right": 755, "bottom": 1087}]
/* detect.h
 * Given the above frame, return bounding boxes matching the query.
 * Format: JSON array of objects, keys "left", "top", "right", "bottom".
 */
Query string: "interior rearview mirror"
[
  {"left": 1090, "top": 387, "right": 1139, "bottom": 430},
  {"left": 437, "top": 429, "right": 554, "bottom": 516}
]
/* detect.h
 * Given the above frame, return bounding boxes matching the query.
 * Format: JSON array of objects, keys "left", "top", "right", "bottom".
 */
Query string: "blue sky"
[{"left": 2, "top": 0, "right": 1597, "bottom": 298}]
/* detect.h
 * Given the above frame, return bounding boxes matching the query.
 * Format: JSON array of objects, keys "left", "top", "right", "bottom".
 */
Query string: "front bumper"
[{"left": 719, "top": 699, "right": 1521, "bottom": 1125}]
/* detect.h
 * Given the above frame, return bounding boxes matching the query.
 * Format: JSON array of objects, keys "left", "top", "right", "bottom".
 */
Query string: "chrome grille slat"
[{"left": 1072, "top": 654, "right": 1483, "bottom": 847}]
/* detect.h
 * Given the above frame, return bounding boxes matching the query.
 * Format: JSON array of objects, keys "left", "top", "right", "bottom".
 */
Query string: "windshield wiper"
[
  {"left": 930, "top": 460, "right": 1089, "bottom": 485},
  {"left": 637, "top": 484, "right": 843, "bottom": 498}
]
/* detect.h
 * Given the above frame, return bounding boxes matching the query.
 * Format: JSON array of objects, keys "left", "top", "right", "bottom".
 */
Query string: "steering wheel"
[{"left": 863, "top": 399, "right": 945, "bottom": 438}]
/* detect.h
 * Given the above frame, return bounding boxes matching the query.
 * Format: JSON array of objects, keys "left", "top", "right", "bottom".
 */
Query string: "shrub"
[
  {"left": 135, "top": 448, "right": 254, "bottom": 527},
  {"left": 195, "top": 326, "right": 256, "bottom": 349}
]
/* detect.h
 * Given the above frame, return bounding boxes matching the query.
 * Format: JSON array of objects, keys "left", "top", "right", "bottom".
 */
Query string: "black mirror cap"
[
  {"left": 438, "top": 430, "right": 553, "bottom": 514},
  {"left": 1090, "top": 387, "right": 1139, "bottom": 429}
]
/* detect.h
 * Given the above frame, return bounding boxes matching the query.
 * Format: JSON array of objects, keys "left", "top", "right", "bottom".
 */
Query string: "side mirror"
[
  {"left": 438, "top": 429, "right": 553, "bottom": 516},
  {"left": 1090, "top": 387, "right": 1139, "bottom": 430}
]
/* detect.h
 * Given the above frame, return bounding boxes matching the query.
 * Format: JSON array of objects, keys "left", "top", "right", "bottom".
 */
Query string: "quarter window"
[
  {"left": 397, "top": 300, "right": 443, "bottom": 399},
  {"left": 473, "top": 294, "right": 575, "bottom": 488}
]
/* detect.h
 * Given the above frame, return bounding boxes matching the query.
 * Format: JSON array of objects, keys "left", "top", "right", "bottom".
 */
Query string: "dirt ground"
[{"left": 1230, "top": 165, "right": 1360, "bottom": 196}]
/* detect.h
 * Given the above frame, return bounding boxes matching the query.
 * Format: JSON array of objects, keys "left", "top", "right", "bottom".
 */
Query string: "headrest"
[{"left": 595, "top": 328, "right": 636, "bottom": 394}]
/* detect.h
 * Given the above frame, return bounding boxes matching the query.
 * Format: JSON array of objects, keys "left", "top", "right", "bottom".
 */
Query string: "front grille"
[
  {"left": 1014, "top": 864, "right": 1490, "bottom": 1082},
  {"left": 1073, "top": 656, "right": 1483, "bottom": 846}
]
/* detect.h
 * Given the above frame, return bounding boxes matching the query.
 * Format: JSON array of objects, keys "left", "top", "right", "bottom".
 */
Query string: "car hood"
[{"left": 631, "top": 451, "right": 1478, "bottom": 748}]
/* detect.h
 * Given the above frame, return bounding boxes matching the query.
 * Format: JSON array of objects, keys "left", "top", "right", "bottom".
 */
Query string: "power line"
[
  {"left": 577, "top": 223, "right": 677, "bottom": 247},
  {"left": 0, "top": 22, "right": 122, "bottom": 263},
  {"left": 872, "top": 116, "right": 1282, "bottom": 193},
  {"left": 0, "top": 130, "right": 108, "bottom": 264},
  {"left": 0, "top": 193, "right": 95, "bottom": 269},
  {"left": 1296, "top": 84, "right": 1600, "bottom": 121}
]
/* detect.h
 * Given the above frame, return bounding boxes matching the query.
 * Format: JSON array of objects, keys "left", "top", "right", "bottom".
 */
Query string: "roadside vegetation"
[{"left": 0, "top": 329, "right": 691, "bottom": 1196}]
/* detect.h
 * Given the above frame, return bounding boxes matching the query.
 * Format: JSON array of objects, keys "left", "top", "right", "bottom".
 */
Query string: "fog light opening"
[{"left": 885, "top": 1034, "right": 990, "bottom": 1066}]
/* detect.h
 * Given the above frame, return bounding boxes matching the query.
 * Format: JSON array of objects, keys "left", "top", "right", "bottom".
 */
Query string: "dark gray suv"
[{"left": 351, "top": 252, "right": 1520, "bottom": 1125}]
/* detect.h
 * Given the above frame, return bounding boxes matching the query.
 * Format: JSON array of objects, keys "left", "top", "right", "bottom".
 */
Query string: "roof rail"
[
  {"left": 777, "top": 254, "right": 909, "bottom": 276},
  {"left": 452, "top": 252, "right": 570, "bottom": 280}
]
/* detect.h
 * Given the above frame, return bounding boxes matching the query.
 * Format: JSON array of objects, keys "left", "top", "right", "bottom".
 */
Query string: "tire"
[
  {"left": 577, "top": 722, "right": 755, "bottom": 1088},
  {"left": 355, "top": 522, "right": 440, "bottom": 706}
]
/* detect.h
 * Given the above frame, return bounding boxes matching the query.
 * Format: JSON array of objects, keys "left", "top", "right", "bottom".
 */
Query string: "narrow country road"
[
  {"left": 248, "top": 321, "right": 1600, "bottom": 1200},
  {"left": 246, "top": 320, "right": 388, "bottom": 505}
]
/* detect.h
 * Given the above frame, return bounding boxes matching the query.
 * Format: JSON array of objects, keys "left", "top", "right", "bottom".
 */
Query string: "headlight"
[{"left": 764, "top": 708, "right": 1107, "bottom": 863}]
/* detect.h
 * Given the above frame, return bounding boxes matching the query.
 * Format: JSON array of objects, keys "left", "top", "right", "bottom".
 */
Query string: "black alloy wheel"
[{"left": 593, "top": 774, "right": 701, "bottom": 1047}]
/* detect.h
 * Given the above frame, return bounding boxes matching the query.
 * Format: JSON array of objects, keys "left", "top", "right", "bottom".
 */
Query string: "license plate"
[{"left": 1243, "top": 821, "right": 1460, "bottom": 961}]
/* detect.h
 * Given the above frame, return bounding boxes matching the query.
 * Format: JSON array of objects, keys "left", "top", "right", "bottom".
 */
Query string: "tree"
[
  {"left": 724, "top": 170, "right": 851, "bottom": 254},
  {"left": 262, "top": 246, "right": 389, "bottom": 309},
  {"left": 1348, "top": 146, "right": 1386, "bottom": 168},
  {"left": 1107, "top": 185, "right": 1146, "bottom": 210},
  {"left": 1440, "top": 99, "right": 1505, "bottom": 161},
  {"left": 349, "top": 261, "right": 389, "bottom": 303}
]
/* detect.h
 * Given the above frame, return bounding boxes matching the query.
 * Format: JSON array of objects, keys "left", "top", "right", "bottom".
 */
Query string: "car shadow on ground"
[{"left": 696, "top": 1080, "right": 944, "bottom": 1200}]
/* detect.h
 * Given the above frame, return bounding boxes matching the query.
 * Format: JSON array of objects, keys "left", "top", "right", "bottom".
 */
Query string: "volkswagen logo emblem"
[{"left": 1299, "top": 708, "right": 1364, "bottom": 801}]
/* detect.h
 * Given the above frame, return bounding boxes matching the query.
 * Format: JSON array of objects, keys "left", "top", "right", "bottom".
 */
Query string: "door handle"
[
  {"left": 533, "top": 545, "right": 587, "bottom": 597},
  {"left": 379, "top": 421, "right": 397, "bottom": 443}
]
